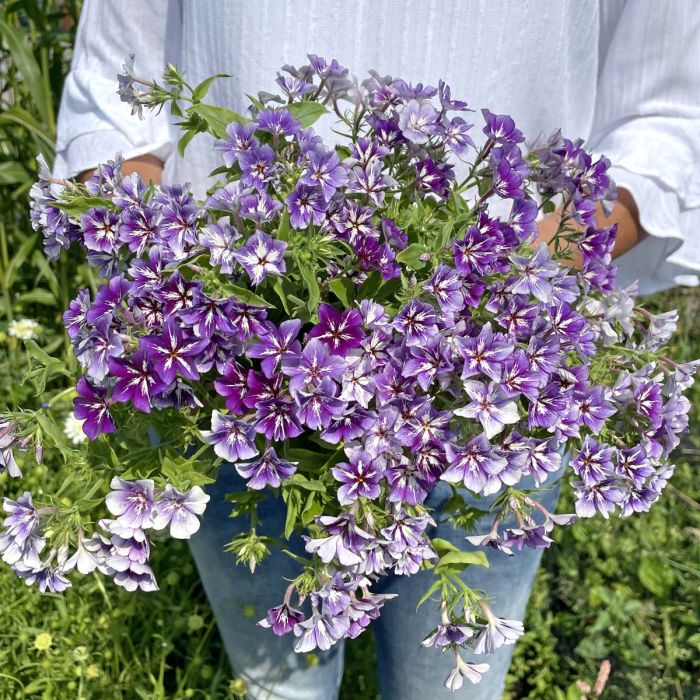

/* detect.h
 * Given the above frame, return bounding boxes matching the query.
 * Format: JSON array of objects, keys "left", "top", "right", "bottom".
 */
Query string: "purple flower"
[
  {"left": 571, "top": 437, "right": 615, "bottom": 486},
  {"left": 500, "top": 351, "right": 540, "bottom": 401},
  {"left": 236, "top": 447, "right": 297, "bottom": 490},
  {"left": 482, "top": 109, "right": 523, "bottom": 144},
  {"left": 524, "top": 438, "right": 562, "bottom": 486},
  {"left": 333, "top": 201, "right": 377, "bottom": 244},
  {"left": 322, "top": 406, "right": 373, "bottom": 444},
  {"left": 634, "top": 381, "right": 663, "bottom": 429},
  {"left": 108, "top": 352, "right": 166, "bottom": 413},
  {"left": 73, "top": 376, "right": 115, "bottom": 439},
  {"left": 402, "top": 336, "right": 453, "bottom": 391},
  {"left": 255, "top": 398, "right": 302, "bottom": 441},
  {"left": 414, "top": 157, "right": 454, "bottom": 198},
  {"left": 296, "top": 378, "right": 346, "bottom": 430},
  {"left": 81, "top": 207, "right": 120, "bottom": 252},
  {"left": 423, "top": 265, "right": 464, "bottom": 312},
  {"left": 259, "top": 602, "right": 305, "bottom": 636},
  {"left": 307, "top": 304, "right": 364, "bottom": 356},
  {"left": 441, "top": 434, "right": 508, "bottom": 493},
  {"left": 573, "top": 479, "right": 625, "bottom": 519},
  {"left": 305, "top": 513, "right": 372, "bottom": 567},
  {"left": 422, "top": 622, "right": 475, "bottom": 648},
  {"left": 453, "top": 219, "right": 501, "bottom": 275},
  {"left": 615, "top": 446, "right": 654, "bottom": 487},
  {"left": 458, "top": 323, "right": 514, "bottom": 382},
  {"left": 472, "top": 615, "right": 524, "bottom": 655},
  {"left": 331, "top": 447, "right": 384, "bottom": 505},
  {"left": 214, "top": 122, "right": 258, "bottom": 167},
  {"left": 152, "top": 485, "right": 210, "bottom": 539},
  {"left": 74, "top": 317, "right": 124, "bottom": 381},
  {"left": 300, "top": 150, "right": 348, "bottom": 199},
  {"left": 393, "top": 300, "right": 437, "bottom": 347},
  {"left": 214, "top": 360, "right": 248, "bottom": 414},
  {"left": 16, "top": 565, "right": 72, "bottom": 593},
  {"left": 63, "top": 289, "right": 91, "bottom": 340},
  {"left": 0, "top": 492, "right": 45, "bottom": 568},
  {"left": 140, "top": 321, "right": 208, "bottom": 384},
  {"left": 86, "top": 276, "right": 131, "bottom": 324},
  {"left": 105, "top": 477, "right": 156, "bottom": 529},
  {"left": 199, "top": 220, "right": 240, "bottom": 274},
  {"left": 440, "top": 116, "right": 475, "bottom": 157},
  {"left": 528, "top": 379, "right": 568, "bottom": 430},
  {"left": 239, "top": 144, "right": 276, "bottom": 190},
  {"left": 247, "top": 319, "right": 302, "bottom": 377},
  {"left": 346, "top": 161, "right": 395, "bottom": 207},
  {"left": 575, "top": 385, "right": 616, "bottom": 433},
  {"left": 239, "top": 192, "right": 283, "bottom": 224},
  {"left": 256, "top": 108, "right": 300, "bottom": 137},
  {"left": 395, "top": 402, "right": 451, "bottom": 450},
  {"left": 508, "top": 243, "right": 558, "bottom": 302},
  {"left": 398, "top": 99, "right": 438, "bottom": 144},
  {"left": 294, "top": 610, "right": 348, "bottom": 652},
  {"left": 281, "top": 339, "right": 347, "bottom": 396},
  {"left": 201, "top": 410, "right": 259, "bottom": 462},
  {"left": 285, "top": 184, "right": 327, "bottom": 229},
  {"left": 153, "top": 271, "right": 201, "bottom": 316},
  {"left": 455, "top": 381, "right": 520, "bottom": 439},
  {"left": 233, "top": 231, "right": 287, "bottom": 285},
  {"left": 509, "top": 198, "right": 539, "bottom": 242},
  {"left": 119, "top": 205, "right": 158, "bottom": 254}
]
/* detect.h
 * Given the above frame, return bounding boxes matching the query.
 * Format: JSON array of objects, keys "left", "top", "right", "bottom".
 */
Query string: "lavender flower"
[
  {"left": 233, "top": 231, "right": 287, "bottom": 285},
  {"left": 152, "top": 485, "right": 210, "bottom": 539}
]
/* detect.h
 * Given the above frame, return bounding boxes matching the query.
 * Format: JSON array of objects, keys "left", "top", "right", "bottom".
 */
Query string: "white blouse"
[{"left": 54, "top": 0, "right": 700, "bottom": 295}]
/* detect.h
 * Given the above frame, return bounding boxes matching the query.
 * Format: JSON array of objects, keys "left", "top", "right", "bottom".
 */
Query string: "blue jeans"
[{"left": 189, "top": 466, "right": 564, "bottom": 699}]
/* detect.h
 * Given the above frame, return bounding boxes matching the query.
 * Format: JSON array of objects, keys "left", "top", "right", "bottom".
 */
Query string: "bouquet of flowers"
[{"left": 3, "top": 54, "right": 696, "bottom": 691}]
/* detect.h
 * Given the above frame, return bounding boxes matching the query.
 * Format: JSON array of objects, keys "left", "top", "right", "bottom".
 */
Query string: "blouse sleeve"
[
  {"left": 53, "top": 0, "right": 181, "bottom": 179},
  {"left": 589, "top": 0, "right": 700, "bottom": 294}
]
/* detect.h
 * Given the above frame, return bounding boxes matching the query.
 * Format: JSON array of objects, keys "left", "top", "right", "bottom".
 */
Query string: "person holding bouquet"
[{"left": 50, "top": 2, "right": 699, "bottom": 698}]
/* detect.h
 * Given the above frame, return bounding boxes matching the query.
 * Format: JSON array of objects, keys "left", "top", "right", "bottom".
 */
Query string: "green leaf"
[
  {"left": 329, "top": 277, "right": 354, "bottom": 307},
  {"left": 0, "top": 161, "right": 29, "bottom": 185},
  {"left": 271, "top": 277, "right": 291, "bottom": 314},
  {"left": 286, "top": 101, "right": 328, "bottom": 128},
  {"left": 187, "top": 103, "right": 249, "bottom": 139},
  {"left": 395, "top": 243, "right": 429, "bottom": 270},
  {"left": 15, "top": 288, "right": 55, "bottom": 306},
  {"left": 220, "top": 282, "right": 273, "bottom": 307},
  {"left": 435, "top": 550, "right": 490, "bottom": 571},
  {"left": 0, "top": 107, "right": 54, "bottom": 153},
  {"left": 298, "top": 264, "right": 320, "bottom": 313},
  {"left": 5, "top": 233, "right": 37, "bottom": 288},
  {"left": 285, "top": 474, "right": 326, "bottom": 492},
  {"left": 177, "top": 128, "right": 200, "bottom": 158},
  {"left": 276, "top": 209, "right": 290, "bottom": 241},
  {"left": 284, "top": 493, "right": 300, "bottom": 539},
  {"left": 0, "top": 16, "right": 52, "bottom": 127},
  {"left": 54, "top": 195, "right": 114, "bottom": 217},
  {"left": 192, "top": 73, "right": 230, "bottom": 103},
  {"left": 286, "top": 447, "right": 331, "bottom": 469},
  {"left": 416, "top": 579, "right": 443, "bottom": 609},
  {"left": 246, "top": 93, "right": 265, "bottom": 111},
  {"left": 638, "top": 553, "right": 675, "bottom": 597},
  {"left": 431, "top": 538, "right": 461, "bottom": 556}
]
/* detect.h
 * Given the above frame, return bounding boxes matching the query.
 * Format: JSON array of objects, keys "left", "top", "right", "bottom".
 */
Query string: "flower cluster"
[
  {"left": 4, "top": 55, "right": 695, "bottom": 691},
  {"left": 0, "top": 479, "right": 209, "bottom": 593}
]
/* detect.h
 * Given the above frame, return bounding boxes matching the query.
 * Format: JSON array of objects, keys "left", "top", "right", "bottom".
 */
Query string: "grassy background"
[{"left": 1, "top": 3, "right": 698, "bottom": 698}]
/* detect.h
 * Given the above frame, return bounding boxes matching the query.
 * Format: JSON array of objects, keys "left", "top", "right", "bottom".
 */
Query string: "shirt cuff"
[
  {"left": 53, "top": 129, "right": 172, "bottom": 180},
  {"left": 608, "top": 166, "right": 700, "bottom": 294}
]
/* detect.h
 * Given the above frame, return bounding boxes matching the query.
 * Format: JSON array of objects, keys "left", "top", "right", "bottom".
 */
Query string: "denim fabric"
[{"left": 188, "top": 466, "right": 564, "bottom": 700}]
